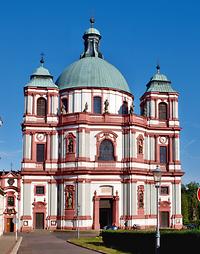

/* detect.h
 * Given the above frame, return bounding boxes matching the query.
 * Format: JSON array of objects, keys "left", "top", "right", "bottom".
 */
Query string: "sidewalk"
[{"left": 0, "top": 234, "right": 22, "bottom": 254}]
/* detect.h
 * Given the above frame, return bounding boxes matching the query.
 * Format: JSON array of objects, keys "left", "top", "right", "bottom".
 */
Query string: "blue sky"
[{"left": 0, "top": 0, "right": 199, "bottom": 184}]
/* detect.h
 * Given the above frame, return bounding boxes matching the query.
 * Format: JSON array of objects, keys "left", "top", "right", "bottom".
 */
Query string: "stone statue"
[
  {"left": 143, "top": 106, "right": 147, "bottom": 117},
  {"left": 68, "top": 139, "right": 73, "bottom": 153},
  {"left": 83, "top": 102, "right": 88, "bottom": 112},
  {"left": 104, "top": 99, "right": 109, "bottom": 113},
  {"left": 61, "top": 105, "right": 67, "bottom": 115},
  {"left": 130, "top": 104, "right": 134, "bottom": 115},
  {"left": 67, "top": 192, "right": 73, "bottom": 209}
]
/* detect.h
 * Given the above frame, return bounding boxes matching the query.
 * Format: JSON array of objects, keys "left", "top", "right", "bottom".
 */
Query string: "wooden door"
[
  {"left": 160, "top": 211, "right": 169, "bottom": 228},
  {"left": 35, "top": 213, "right": 44, "bottom": 229},
  {"left": 6, "top": 218, "right": 14, "bottom": 232}
]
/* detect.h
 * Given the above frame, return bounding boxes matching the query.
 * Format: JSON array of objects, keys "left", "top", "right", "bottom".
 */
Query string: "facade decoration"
[{"left": 0, "top": 18, "right": 184, "bottom": 233}]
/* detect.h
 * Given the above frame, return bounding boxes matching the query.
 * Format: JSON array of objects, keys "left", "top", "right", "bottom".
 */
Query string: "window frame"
[
  {"left": 98, "top": 139, "right": 115, "bottom": 161},
  {"left": 160, "top": 145, "right": 168, "bottom": 164},
  {"left": 37, "top": 97, "right": 47, "bottom": 116},
  {"left": 7, "top": 196, "right": 15, "bottom": 207},
  {"left": 122, "top": 101, "right": 128, "bottom": 115},
  {"left": 93, "top": 96, "right": 102, "bottom": 114},
  {"left": 36, "top": 143, "right": 45, "bottom": 162},
  {"left": 35, "top": 185, "right": 45, "bottom": 196},
  {"left": 159, "top": 102, "right": 167, "bottom": 120}
]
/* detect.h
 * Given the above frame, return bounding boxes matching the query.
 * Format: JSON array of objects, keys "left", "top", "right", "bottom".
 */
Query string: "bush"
[{"left": 101, "top": 229, "right": 200, "bottom": 254}]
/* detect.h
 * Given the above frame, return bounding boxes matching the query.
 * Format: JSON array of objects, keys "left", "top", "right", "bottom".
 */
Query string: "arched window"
[
  {"left": 93, "top": 96, "right": 102, "bottom": 114},
  {"left": 37, "top": 97, "right": 47, "bottom": 116},
  {"left": 159, "top": 102, "right": 167, "bottom": 120},
  {"left": 122, "top": 101, "right": 128, "bottom": 114},
  {"left": 99, "top": 139, "right": 114, "bottom": 161}
]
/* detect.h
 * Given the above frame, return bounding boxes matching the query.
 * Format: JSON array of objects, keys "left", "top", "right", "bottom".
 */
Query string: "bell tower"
[
  {"left": 22, "top": 56, "right": 59, "bottom": 172},
  {"left": 140, "top": 65, "right": 181, "bottom": 169},
  {"left": 140, "top": 65, "right": 179, "bottom": 125}
]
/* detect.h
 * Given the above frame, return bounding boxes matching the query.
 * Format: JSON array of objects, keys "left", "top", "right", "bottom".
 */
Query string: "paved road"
[{"left": 18, "top": 230, "right": 99, "bottom": 254}]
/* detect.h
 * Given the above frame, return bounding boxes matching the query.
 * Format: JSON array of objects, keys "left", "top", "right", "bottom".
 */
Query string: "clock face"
[
  {"left": 159, "top": 136, "right": 167, "bottom": 144},
  {"left": 7, "top": 178, "right": 14, "bottom": 186},
  {"left": 36, "top": 133, "right": 45, "bottom": 142}
]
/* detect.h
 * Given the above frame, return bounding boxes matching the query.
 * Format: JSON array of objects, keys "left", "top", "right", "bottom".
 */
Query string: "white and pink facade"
[{"left": 18, "top": 20, "right": 184, "bottom": 232}]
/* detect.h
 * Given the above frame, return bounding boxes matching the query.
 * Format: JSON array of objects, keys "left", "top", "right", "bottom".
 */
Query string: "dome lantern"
[{"left": 80, "top": 18, "right": 103, "bottom": 59}]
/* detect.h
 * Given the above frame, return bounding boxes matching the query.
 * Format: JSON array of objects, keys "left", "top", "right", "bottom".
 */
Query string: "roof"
[
  {"left": 56, "top": 57, "right": 131, "bottom": 93},
  {"left": 146, "top": 65, "right": 177, "bottom": 93},
  {"left": 25, "top": 65, "right": 58, "bottom": 88}
]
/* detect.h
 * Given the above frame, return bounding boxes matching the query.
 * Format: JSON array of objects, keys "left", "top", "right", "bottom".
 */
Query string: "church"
[{"left": 0, "top": 19, "right": 184, "bottom": 232}]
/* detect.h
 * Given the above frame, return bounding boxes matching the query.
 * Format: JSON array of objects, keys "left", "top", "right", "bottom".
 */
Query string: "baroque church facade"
[{"left": 0, "top": 19, "right": 184, "bottom": 232}]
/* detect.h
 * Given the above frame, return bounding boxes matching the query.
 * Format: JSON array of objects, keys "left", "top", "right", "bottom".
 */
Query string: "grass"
[{"left": 68, "top": 236, "right": 131, "bottom": 254}]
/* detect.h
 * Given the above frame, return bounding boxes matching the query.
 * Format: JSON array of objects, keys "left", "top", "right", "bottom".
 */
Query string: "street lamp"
[{"left": 152, "top": 165, "right": 162, "bottom": 254}]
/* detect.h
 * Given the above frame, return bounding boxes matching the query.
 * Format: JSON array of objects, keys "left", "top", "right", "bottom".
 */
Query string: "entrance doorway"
[
  {"left": 6, "top": 218, "right": 14, "bottom": 232},
  {"left": 35, "top": 213, "right": 44, "bottom": 229},
  {"left": 160, "top": 211, "right": 169, "bottom": 228},
  {"left": 99, "top": 199, "right": 113, "bottom": 228}
]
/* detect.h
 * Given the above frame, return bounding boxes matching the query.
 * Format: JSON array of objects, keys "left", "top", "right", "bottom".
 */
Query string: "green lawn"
[{"left": 68, "top": 236, "right": 131, "bottom": 254}]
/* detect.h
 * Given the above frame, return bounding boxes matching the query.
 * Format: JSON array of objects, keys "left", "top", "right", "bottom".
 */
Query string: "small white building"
[
  {"left": 18, "top": 19, "right": 184, "bottom": 232},
  {"left": 0, "top": 172, "right": 20, "bottom": 233},
  {"left": 0, "top": 187, "right": 5, "bottom": 235}
]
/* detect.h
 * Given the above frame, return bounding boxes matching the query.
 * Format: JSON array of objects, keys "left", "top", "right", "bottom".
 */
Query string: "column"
[
  {"left": 113, "top": 191, "right": 119, "bottom": 226},
  {"left": 92, "top": 192, "right": 100, "bottom": 230}
]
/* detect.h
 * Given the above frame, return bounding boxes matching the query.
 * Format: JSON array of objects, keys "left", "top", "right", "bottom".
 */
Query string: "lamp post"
[{"left": 152, "top": 165, "right": 162, "bottom": 254}]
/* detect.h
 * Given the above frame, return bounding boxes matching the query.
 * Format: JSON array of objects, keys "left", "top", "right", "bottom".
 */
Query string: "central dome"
[
  {"left": 56, "top": 57, "right": 130, "bottom": 93},
  {"left": 56, "top": 18, "right": 131, "bottom": 94}
]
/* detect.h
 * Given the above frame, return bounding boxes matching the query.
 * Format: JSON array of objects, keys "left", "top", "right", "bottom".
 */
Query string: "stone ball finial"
[{"left": 90, "top": 17, "right": 95, "bottom": 27}]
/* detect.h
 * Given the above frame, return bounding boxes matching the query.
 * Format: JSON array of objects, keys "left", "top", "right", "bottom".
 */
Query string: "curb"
[{"left": 9, "top": 237, "right": 23, "bottom": 254}]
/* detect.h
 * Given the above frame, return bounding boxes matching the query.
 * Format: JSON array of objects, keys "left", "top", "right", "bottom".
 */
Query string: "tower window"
[
  {"left": 159, "top": 102, "right": 167, "bottom": 120},
  {"left": 93, "top": 96, "right": 102, "bottom": 114},
  {"left": 37, "top": 97, "right": 47, "bottom": 116},
  {"left": 160, "top": 146, "right": 167, "bottom": 164},
  {"left": 36, "top": 144, "right": 45, "bottom": 162},
  {"left": 122, "top": 101, "right": 128, "bottom": 114},
  {"left": 99, "top": 139, "right": 114, "bottom": 161}
]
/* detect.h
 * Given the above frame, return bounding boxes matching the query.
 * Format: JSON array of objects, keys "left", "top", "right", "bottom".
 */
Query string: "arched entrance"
[
  {"left": 32, "top": 201, "right": 46, "bottom": 229},
  {"left": 92, "top": 190, "right": 119, "bottom": 230}
]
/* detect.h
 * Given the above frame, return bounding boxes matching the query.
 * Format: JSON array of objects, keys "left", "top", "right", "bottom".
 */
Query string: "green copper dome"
[
  {"left": 146, "top": 65, "right": 176, "bottom": 93},
  {"left": 56, "top": 18, "right": 131, "bottom": 93},
  {"left": 56, "top": 57, "right": 130, "bottom": 93},
  {"left": 25, "top": 57, "right": 57, "bottom": 88}
]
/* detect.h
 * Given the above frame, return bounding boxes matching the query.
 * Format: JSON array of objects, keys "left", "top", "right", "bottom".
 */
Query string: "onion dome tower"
[{"left": 140, "top": 65, "right": 179, "bottom": 125}]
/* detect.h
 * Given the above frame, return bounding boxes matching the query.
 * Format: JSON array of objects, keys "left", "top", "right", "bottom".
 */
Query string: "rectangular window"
[
  {"left": 160, "top": 186, "right": 169, "bottom": 195},
  {"left": 7, "top": 196, "right": 14, "bottom": 206},
  {"left": 37, "top": 144, "right": 45, "bottom": 162},
  {"left": 36, "top": 186, "right": 45, "bottom": 195},
  {"left": 160, "top": 146, "right": 167, "bottom": 164},
  {"left": 94, "top": 97, "right": 102, "bottom": 114}
]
